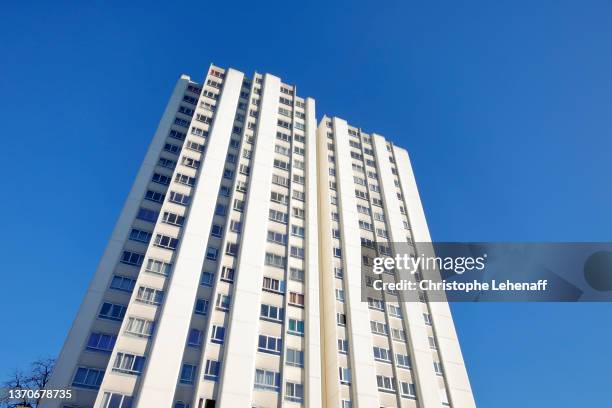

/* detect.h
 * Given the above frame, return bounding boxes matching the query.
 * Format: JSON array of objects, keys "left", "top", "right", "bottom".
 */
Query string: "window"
[
  {"left": 270, "top": 191, "right": 288, "bottom": 204},
  {"left": 262, "top": 276, "right": 285, "bottom": 293},
  {"left": 290, "top": 246, "right": 305, "bottom": 259},
  {"left": 401, "top": 382, "right": 417, "bottom": 399},
  {"left": 333, "top": 247, "right": 342, "bottom": 258},
  {"left": 195, "top": 113, "right": 212, "bottom": 124},
  {"left": 236, "top": 181, "right": 248, "bottom": 192},
  {"left": 258, "top": 335, "right": 282, "bottom": 355},
  {"left": 334, "top": 267, "right": 344, "bottom": 278},
  {"left": 162, "top": 211, "right": 185, "bottom": 226},
  {"left": 388, "top": 304, "right": 402, "bottom": 317},
  {"left": 273, "top": 159, "right": 289, "bottom": 170},
  {"left": 125, "top": 317, "right": 154, "bottom": 337},
  {"left": 290, "top": 267, "right": 304, "bottom": 282},
  {"left": 164, "top": 143, "right": 181, "bottom": 154},
  {"left": 289, "top": 292, "right": 304, "bottom": 307},
  {"left": 291, "top": 225, "right": 305, "bottom": 237},
  {"left": 145, "top": 190, "right": 165, "bottom": 203},
  {"left": 288, "top": 319, "right": 304, "bottom": 336},
  {"left": 72, "top": 367, "right": 104, "bottom": 389},
  {"left": 335, "top": 289, "right": 345, "bottom": 302},
  {"left": 373, "top": 346, "right": 391, "bottom": 362},
  {"left": 239, "top": 164, "right": 250, "bottom": 175},
  {"left": 370, "top": 320, "right": 388, "bottom": 336},
  {"left": 225, "top": 242, "right": 239, "bottom": 255},
  {"left": 175, "top": 173, "right": 196, "bottom": 187},
  {"left": 272, "top": 174, "right": 289, "bottom": 187},
  {"left": 275, "top": 144, "right": 290, "bottom": 156},
  {"left": 215, "top": 293, "right": 231, "bottom": 311},
  {"left": 269, "top": 209, "right": 288, "bottom": 224},
  {"left": 292, "top": 174, "right": 305, "bottom": 184},
  {"left": 214, "top": 204, "right": 227, "bottom": 216},
  {"left": 211, "top": 224, "right": 223, "bottom": 237},
  {"left": 392, "top": 328, "right": 406, "bottom": 341},
  {"left": 338, "top": 367, "right": 351, "bottom": 384},
  {"left": 229, "top": 220, "right": 242, "bottom": 232},
  {"left": 98, "top": 302, "right": 126, "bottom": 321},
  {"left": 367, "top": 297, "right": 384, "bottom": 311},
  {"left": 182, "top": 156, "right": 200, "bottom": 169},
  {"left": 152, "top": 173, "right": 171, "bottom": 185},
  {"left": 376, "top": 375, "right": 395, "bottom": 392},
  {"left": 220, "top": 266, "right": 235, "bottom": 282},
  {"left": 260, "top": 304, "right": 284, "bottom": 322},
  {"left": 135, "top": 286, "right": 163, "bottom": 305},
  {"left": 194, "top": 298, "right": 209, "bottom": 315},
  {"left": 285, "top": 382, "right": 304, "bottom": 403},
  {"left": 396, "top": 354, "right": 411, "bottom": 368},
  {"left": 267, "top": 230, "right": 287, "bottom": 245},
  {"left": 130, "top": 228, "right": 151, "bottom": 244},
  {"left": 293, "top": 190, "right": 305, "bottom": 201},
  {"left": 211, "top": 325, "right": 225, "bottom": 344},
  {"left": 286, "top": 349, "right": 304, "bottom": 367},
  {"left": 276, "top": 132, "right": 292, "bottom": 144},
  {"left": 86, "top": 333, "right": 116, "bottom": 353},
  {"left": 338, "top": 339, "right": 349, "bottom": 354},
  {"left": 277, "top": 119, "right": 291, "bottom": 129},
  {"left": 99, "top": 392, "right": 132, "bottom": 408},
  {"left": 428, "top": 336, "right": 438, "bottom": 350},
  {"left": 145, "top": 258, "right": 171, "bottom": 276},
  {"left": 204, "top": 360, "right": 220, "bottom": 381},
  {"left": 341, "top": 400, "right": 352, "bottom": 408},
  {"left": 112, "top": 352, "right": 145, "bottom": 375},
  {"left": 434, "top": 361, "right": 444, "bottom": 376},
  {"left": 169, "top": 191, "right": 190, "bottom": 205},
  {"left": 293, "top": 207, "right": 305, "bottom": 219},
  {"left": 154, "top": 234, "right": 179, "bottom": 250},
  {"left": 423, "top": 313, "right": 432, "bottom": 325},
  {"left": 110, "top": 275, "right": 136, "bottom": 292},
  {"left": 223, "top": 169, "right": 234, "bottom": 179},
  {"left": 358, "top": 220, "right": 373, "bottom": 231},
  {"left": 187, "top": 84, "right": 202, "bottom": 94},
  {"left": 337, "top": 313, "right": 346, "bottom": 326},
  {"left": 200, "top": 272, "right": 214, "bottom": 286},
  {"left": 254, "top": 369, "right": 280, "bottom": 391},
  {"left": 233, "top": 199, "right": 245, "bottom": 212},
  {"left": 191, "top": 126, "right": 207, "bottom": 137},
  {"left": 120, "top": 250, "right": 146, "bottom": 267},
  {"left": 264, "top": 253, "right": 286, "bottom": 269},
  {"left": 137, "top": 208, "right": 159, "bottom": 223},
  {"left": 357, "top": 204, "right": 371, "bottom": 215},
  {"left": 179, "top": 363, "right": 197, "bottom": 384},
  {"left": 187, "top": 329, "right": 203, "bottom": 347},
  {"left": 158, "top": 157, "right": 175, "bottom": 169},
  {"left": 205, "top": 247, "right": 218, "bottom": 260}
]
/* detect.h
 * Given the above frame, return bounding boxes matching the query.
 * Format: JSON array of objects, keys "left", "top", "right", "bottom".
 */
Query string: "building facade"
[{"left": 42, "top": 65, "right": 474, "bottom": 408}]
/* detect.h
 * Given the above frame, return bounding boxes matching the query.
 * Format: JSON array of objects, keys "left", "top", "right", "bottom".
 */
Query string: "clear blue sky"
[{"left": 1, "top": 1, "right": 611, "bottom": 406}]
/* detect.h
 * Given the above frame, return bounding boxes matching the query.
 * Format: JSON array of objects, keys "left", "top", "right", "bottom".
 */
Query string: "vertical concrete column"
[
  {"left": 304, "top": 98, "right": 323, "bottom": 408},
  {"left": 316, "top": 117, "right": 342, "bottom": 408},
  {"left": 134, "top": 69, "right": 245, "bottom": 408},
  {"left": 216, "top": 73, "right": 281, "bottom": 407}
]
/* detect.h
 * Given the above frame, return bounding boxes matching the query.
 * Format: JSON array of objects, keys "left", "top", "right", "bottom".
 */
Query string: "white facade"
[{"left": 43, "top": 66, "right": 474, "bottom": 408}]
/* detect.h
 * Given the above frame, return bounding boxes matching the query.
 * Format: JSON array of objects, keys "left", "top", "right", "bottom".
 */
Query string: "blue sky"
[{"left": 1, "top": 0, "right": 611, "bottom": 406}]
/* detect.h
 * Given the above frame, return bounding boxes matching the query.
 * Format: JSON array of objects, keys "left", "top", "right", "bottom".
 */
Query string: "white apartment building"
[{"left": 42, "top": 65, "right": 474, "bottom": 408}]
